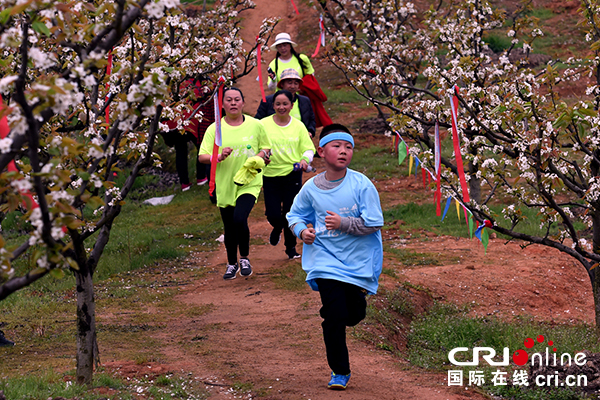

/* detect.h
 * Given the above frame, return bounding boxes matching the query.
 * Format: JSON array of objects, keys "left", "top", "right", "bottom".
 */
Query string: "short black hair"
[
  {"left": 223, "top": 87, "right": 244, "bottom": 102},
  {"left": 273, "top": 89, "right": 294, "bottom": 103},
  {"left": 319, "top": 123, "right": 352, "bottom": 141}
]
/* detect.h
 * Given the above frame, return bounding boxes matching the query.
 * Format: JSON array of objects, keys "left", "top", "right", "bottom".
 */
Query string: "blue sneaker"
[{"left": 328, "top": 371, "right": 351, "bottom": 390}]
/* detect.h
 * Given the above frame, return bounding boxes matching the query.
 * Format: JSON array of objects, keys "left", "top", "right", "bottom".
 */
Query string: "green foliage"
[
  {"left": 180, "top": 0, "right": 216, "bottom": 5},
  {"left": 351, "top": 145, "right": 399, "bottom": 180},
  {"left": 530, "top": 7, "right": 555, "bottom": 21},
  {"left": 0, "top": 211, "right": 32, "bottom": 238},
  {"left": 322, "top": 87, "right": 371, "bottom": 119},
  {"left": 483, "top": 33, "right": 513, "bottom": 53}
]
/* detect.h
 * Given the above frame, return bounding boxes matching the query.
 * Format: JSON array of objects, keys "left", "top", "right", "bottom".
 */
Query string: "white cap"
[{"left": 271, "top": 32, "right": 297, "bottom": 48}]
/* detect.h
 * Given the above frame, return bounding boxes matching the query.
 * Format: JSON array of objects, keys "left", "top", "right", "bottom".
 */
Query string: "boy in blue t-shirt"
[{"left": 286, "top": 123, "right": 383, "bottom": 390}]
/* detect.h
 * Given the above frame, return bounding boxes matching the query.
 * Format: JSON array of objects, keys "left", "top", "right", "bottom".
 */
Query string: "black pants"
[
  {"left": 174, "top": 133, "right": 210, "bottom": 185},
  {"left": 316, "top": 278, "right": 367, "bottom": 376},
  {"left": 219, "top": 194, "right": 256, "bottom": 265},
  {"left": 263, "top": 170, "right": 302, "bottom": 254}
]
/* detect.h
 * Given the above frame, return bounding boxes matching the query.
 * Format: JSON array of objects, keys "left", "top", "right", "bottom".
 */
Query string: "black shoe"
[
  {"left": 223, "top": 263, "right": 239, "bottom": 280},
  {"left": 269, "top": 228, "right": 281, "bottom": 246},
  {"left": 286, "top": 249, "right": 301, "bottom": 260},
  {"left": 0, "top": 330, "right": 14, "bottom": 347},
  {"left": 239, "top": 258, "right": 253, "bottom": 277}
]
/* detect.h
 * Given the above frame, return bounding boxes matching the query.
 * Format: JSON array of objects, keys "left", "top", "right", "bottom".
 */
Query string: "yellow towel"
[{"left": 233, "top": 156, "right": 266, "bottom": 186}]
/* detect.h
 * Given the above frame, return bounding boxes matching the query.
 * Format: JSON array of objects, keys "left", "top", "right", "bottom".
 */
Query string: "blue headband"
[{"left": 319, "top": 132, "right": 354, "bottom": 148}]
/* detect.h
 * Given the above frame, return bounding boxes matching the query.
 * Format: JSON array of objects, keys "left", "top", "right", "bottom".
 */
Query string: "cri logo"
[
  {"left": 449, "top": 335, "right": 560, "bottom": 366},
  {"left": 513, "top": 335, "right": 555, "bottom": 366}
]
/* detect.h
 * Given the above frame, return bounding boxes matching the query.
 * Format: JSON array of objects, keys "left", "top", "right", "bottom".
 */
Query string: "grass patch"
[
  {"left": 270, "top": 262, "right": 307, "bottom": 291},
  {"left": 483, "top": 33, "right": 513, "bottom": 53},
  {"left": 0, "top": 185, "right": 221, "bottom": 385},
  {"left": 0, "top": 369, "right": 210, "bottom": 400},
  {"left": 530, "top": 7, "right": 555, "bottom": 21},
  {"left": 322, "top": 87, "right": 372, "bottom": 119},
  {"left": 384, "top": 202, "right": 471, "bottom": 238},
  {"left": 407, "top": 303, "right": 600, "bottom": 399},
  {"left": 385, "top": 246, "right": 454, "bottom": 267},
  {"left": 351, "top": 145, "right": 400, "bottom": 180},
  {"left": 383, "top": 202, "right": 587, "bottom": 240},
  {"left": 352, "top": 285, "right": 428, "bottom": 356},
  {"left": 0, "top": 370, "right": 87, "bottom": 399},
  {"left": 91, "top": 191, "right": 221, "bottom": 279},
  {"left": 323, "top": 87, "right": 367, "bottom": 104}
]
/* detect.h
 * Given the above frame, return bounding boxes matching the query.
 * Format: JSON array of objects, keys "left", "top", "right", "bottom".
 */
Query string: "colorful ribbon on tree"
[
  {"left": 396, "top": 132, "right": 408, "bottom": 165},
  {"left": 312, "top": 15, "right": 325, "bottom": 58},
  {"left": 434, "top": 121, "right": 442, "bottom": 216},
  {"left": 450, "top": 85, "right": 469, "bottom": 204},
  {"left": 256, "top": 36, "right": 266, "bottom": 102},
  {"left": 289, "top": 0, "right": 299, "bottom": 15},
  {"left": 0, "top": 98, "right": 16, "bottom": 174},
  {"left": 474, "top": 219, "right": 493, "bottom": 252},
  {"left": 0, "top": 97, "right": 38, "bottom": 210},
  {"left": 209, "top": 76, "right": 226, "bottom": 197}
]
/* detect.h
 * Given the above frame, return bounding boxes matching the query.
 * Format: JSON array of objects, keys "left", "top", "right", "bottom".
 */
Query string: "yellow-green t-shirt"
[
  {"left": 199, "top": 116, "right": 271, "bottom": 208},
  {"left": 268, "top": 54, "right": 315, "bottom": 88},
  {"left": 261, "top": 116, "right": 315, "bottom": 178},
  {"left": 290, "top": 100, "right": 301, "bottom": 121}
]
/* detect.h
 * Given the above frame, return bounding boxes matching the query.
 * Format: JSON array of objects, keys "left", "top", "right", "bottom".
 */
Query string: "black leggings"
[
  {"left": 175, "top": 134, "right": 209, "bottom": 185},
  {"left": 316, "top": 278, "right": 367, "bottom": 375},
  {"left": 263, "top": 170, "right": 302, "bottom": 253},
  {"left": 219, "top": 194, "right": 256, "bottom": 265}
]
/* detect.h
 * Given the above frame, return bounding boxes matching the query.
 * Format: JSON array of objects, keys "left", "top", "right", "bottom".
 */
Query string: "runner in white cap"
[{"left": 267, "top": 32, "right": 315, "bottom": 91}]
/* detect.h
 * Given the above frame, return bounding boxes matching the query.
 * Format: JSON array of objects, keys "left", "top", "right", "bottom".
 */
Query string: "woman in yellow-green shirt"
[
  {"left": 198, "top": 87, "right": 271, "bottom": 280},
  {"left": 267, "top": 32, "right": 315, "bottom": 91},
  {"left": 262, "top": 90, "right": 315, "bottom": 260}
]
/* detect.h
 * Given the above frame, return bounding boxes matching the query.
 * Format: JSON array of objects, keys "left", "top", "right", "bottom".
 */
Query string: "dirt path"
[
  {"left": 235, "top": 0, "right": 299, "bottom": 115},
  {"left": 144, "top": 218, "right": 486, "bottom": 400},
  {"left": 126, "top": 205, "right": 591, "bottom": 400}
]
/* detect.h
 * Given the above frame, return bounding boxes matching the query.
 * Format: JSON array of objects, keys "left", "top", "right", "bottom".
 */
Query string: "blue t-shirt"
[{"left": 286, "top": 169, "right": 383, "bottom": 294}]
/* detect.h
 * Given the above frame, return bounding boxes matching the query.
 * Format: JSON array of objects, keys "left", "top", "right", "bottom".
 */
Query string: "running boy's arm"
[
  {"left": 337, "top": 215, "right": 381, "bottom": 236},
  {"left": 286, "top": 186, "right": 316, "bottom": 244},
  {"left": 334, "top": 176, "right": 384, "bottom": 236}
]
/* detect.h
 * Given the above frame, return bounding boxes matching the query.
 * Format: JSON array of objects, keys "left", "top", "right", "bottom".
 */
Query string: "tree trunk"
[
  {"left": 75, "top": 265, "right": 97, "bottom": 386},
  {"left": 468, "top": 161, "right": 481, "bottom": 204}
]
